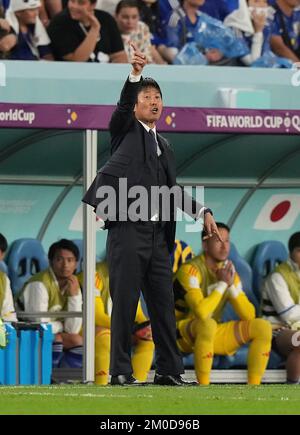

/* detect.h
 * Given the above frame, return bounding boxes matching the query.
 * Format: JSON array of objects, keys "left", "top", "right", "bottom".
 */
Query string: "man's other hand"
[{"left": 84, "top": 10, "right": 101, "bottom": 34}]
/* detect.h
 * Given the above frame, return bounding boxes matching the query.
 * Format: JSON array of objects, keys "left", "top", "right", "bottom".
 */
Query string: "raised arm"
[{"left": 109, "top": 44, "right": 147, "bottom": 144}]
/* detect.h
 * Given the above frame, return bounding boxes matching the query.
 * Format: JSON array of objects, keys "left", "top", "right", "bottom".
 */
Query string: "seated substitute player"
[
  {"left": 0, "top": 233, "right": 18, "bottom": 348},
  {"left": 261, "top": 231, "right": 300, "bottom": 384},
  {"left": 173, "top": 222, "right": 272, "bottom": 385},
  {"left": 18, "top": 239, "right": 83, "bottom": 367},
  {"left": 78, "top": 260, "right": 154, "bottom": 385}
]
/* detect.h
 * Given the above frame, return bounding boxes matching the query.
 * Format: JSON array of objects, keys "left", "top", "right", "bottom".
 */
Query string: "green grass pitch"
[{"left": 0, "top": 384, "right": 299, "bottom": 415}]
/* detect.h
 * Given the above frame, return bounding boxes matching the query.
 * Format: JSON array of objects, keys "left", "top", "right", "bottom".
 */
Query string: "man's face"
[
  {"left": 291, "top": 247, "right": 300, "bottom": 268},
  {"left": 203, "top": 228, "right": 230, "bottom": 262},
  {"left": 16, "top": 8, "right": 39, "bottom": 25},
  {"left": 134, "top": 87, "right": 163, "bottom": 125},
  {"left": 116, "top": 6, "right": 139, "bottom": 34},
  {"left": 0, "top": 249, "right": 5, "bottom": 261},
  {"left": 50, "top": 249, "right": 78, "bottom": 280},
  {"left": 68, "top": 0, "right": 95, "bottom": 21}
]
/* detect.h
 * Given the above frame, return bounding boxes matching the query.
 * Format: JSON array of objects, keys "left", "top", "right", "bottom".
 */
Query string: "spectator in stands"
[
  {"left": 163, "top": 0, "right": 229, "bottom": 64},
  {"left": 0, "top": 8, "right": 16, "bottom": 58},
  {"left": 138, "top": 0, "right": 161, "bottom": 36},
  {"left": 78, "top": 260, "right": 154, "bottom": 385},
  {"left": 261, "top": 232, "right": 300, "bottom": 384},
  {"left": 0, "top": 234, "right": 17, "bottom": 323},
  {"left": 115, "top": 0, "right": 166, "bottom": 63},
  {"left": 48, "top": 0, "right": 127, "bottom": 62},
  {"left": 224, "top": 0, "right": 275, "bottom": 65},
  {"left": 0, "top": 17, "right": 16, "bottom": 58},
  {"left": 18, "top": 239, "right": 83, "bottom": 368},
  {"left": 270, "top": 0, "right": 300, "bottom": 62},
  {"left": 173, "top": 222, "right": 272, "bottom": 385},
  {"left": 3, "top": 0, "right": 53, "bottom": 60},
  {"left": 160, "top": 0, "right": 230, "bottom": 26}
]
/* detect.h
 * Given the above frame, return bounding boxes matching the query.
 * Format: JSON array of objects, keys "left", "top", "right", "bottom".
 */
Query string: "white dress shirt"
[
  {"left": 128, "top": 72, "right": 207, "bottom": 220},
  {"left": 262, "top": 257, "right": 300, "bottom": 325},
  {"left": 22, "top": 268, "right": 82, "bottom": 334}
]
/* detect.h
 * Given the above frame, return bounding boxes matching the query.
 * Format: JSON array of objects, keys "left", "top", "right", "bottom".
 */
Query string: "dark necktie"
[{"left": 148, "top": 129, "right": 158, "bottom": 155}]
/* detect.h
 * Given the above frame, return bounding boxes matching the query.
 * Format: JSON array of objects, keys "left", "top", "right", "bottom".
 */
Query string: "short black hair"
[
  {"left": 137, "top": 77, "right": 162, "bottom": 100},
  {"left": 48, "top": 239, "right": 79, "bottom": 262},
  {"left": 0, "top": 233, "right": 8, "bottom": 253},
  {"left": 202, "top": 222, "right": 230, "bottom": 240},
  {"left": 116, "top": 0, "right": 140, "bottom": 14},
  {"left": 288, "top": 232, "right": 300, "bottom": 253}
]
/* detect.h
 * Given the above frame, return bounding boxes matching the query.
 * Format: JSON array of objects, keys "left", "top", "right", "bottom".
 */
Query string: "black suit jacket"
[{"left": 82, "top": 77, "right": 203, "bottom": 253}]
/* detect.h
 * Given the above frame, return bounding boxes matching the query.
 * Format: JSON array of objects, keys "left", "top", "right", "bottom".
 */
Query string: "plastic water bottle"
[{"left": 173, "top": 42, "right": 208, "bottom": 65}]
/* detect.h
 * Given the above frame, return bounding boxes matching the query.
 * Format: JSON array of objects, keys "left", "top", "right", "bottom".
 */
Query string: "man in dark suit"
[{"left": 83, "top": 45, "right": 221, "bottom": 385}]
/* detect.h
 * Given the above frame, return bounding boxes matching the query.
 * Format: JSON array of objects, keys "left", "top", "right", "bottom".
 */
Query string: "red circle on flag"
[{"left": 270, "top": 201, "right": 291, "bottom": 222}]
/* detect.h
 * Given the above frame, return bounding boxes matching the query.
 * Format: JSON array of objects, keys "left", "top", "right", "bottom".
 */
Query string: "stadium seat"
[
  {"left": 6, "top": 239, "right": 49, "bottom": 295},
  {"left": 252, "top": 241, "right": 288, "bottom": 302},
  {"left": 72, "top": 239, "right": 83, "bottom": 273},
  {"left": 182, "top": 352, "right": 220, "bottom": 369},
  {"left": 0, "top": 261, "right": 8, "bottom": 274},
  {"left": 171, "top": 239, "right": 194, "bottom": 274},
  {"left": 217, "top": 346, "right": 249, "bottom": 369},
  {"left": 217, "top": 347, "right": 284, "bottom": 370}
]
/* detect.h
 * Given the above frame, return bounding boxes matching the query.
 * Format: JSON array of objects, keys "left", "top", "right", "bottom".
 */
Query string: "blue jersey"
[
  {"left": 166, "top": 10, "right": 203, "bottom": 49},
  {"left": 159, "top": 0, "right": 229, "bottom": 30},
  {"left": 272, "top": 7, "right": 300, "bottom": 52},
  {"left": 9, "top": 29, "right": 51, "bottom": 60}
]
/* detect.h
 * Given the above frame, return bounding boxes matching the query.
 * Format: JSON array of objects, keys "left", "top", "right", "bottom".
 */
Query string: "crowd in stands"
[
  {"left": 0, "top": 0, "right": 300, "bottom": 67},
  {"left": 1, "top": 228, "right": 300, "bottom": 385}
]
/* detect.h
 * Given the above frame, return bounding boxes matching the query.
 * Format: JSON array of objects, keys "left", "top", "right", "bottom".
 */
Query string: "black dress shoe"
[
  {"left": 153, "top": 373, "right": 198, "bottom": 386},
  {"left": 110, "top": 374, "right": 146, "bottom": 386}
]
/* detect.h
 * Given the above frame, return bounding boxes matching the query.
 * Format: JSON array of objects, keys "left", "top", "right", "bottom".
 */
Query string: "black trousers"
[{"left": 106, "top": 221, "right": 184, "bottom": 376}]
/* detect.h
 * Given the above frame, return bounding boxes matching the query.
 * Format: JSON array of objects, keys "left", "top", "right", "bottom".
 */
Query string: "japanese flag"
[{"left": 254, "top": 194, "right": 300, "bottom": 230}]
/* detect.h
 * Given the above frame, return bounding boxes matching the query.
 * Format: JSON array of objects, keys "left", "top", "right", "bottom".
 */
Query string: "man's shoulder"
[
  {"left": 177, "top": 255, "right": 202, "bottom": 275},
  {"left": 25, "top": 269, "right": 51, "bottom": 287},
  {"left": 167, "top": 7, "right": 186, "bottom": 28},
  {"left": 48, "top": 9, "right": 74, "bottom": 30}
]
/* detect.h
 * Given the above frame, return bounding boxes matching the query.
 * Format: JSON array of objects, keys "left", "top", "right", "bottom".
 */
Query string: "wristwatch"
[{"left": 203, "top": 208, "right": 213, "bottom": 216}]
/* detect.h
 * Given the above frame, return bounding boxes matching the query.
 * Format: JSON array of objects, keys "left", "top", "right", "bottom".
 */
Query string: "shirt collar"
[
  {"left": 138, "top": 120, "right": 157, "bottom": 138},
  {"left": 288, "top": 256, "right": 300, "bottom": 273}
]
